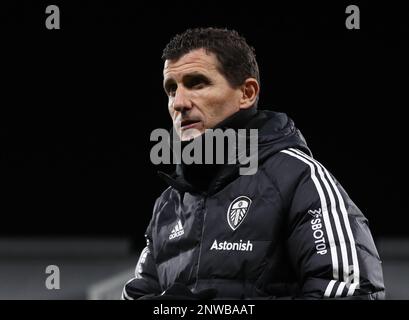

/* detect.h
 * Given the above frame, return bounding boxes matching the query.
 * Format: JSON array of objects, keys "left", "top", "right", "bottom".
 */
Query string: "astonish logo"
[{"left": 210, "top": 239, "right": 253, "bottom": 252}]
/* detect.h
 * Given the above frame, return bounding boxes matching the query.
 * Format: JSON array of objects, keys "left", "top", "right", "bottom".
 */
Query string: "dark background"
[{"left": 1, "top": 2, "right": 408, "bottom": 246}]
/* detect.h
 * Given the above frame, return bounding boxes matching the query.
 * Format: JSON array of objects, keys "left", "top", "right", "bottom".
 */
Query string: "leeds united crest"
[{"left": 227, "top": 196, "right": 252, "bottom": 231}]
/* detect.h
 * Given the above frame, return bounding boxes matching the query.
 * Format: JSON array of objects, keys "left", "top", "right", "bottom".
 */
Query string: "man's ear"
[{"left": 239, "top": 78, "right": 260, "bottom": 110}]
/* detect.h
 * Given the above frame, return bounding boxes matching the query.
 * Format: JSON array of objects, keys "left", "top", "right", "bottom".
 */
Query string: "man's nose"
[{"left": 172, "top": 87, "right": 192, "bottom": 113}]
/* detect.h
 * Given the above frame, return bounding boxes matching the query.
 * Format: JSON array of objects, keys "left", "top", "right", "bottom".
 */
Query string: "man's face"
[{"left": 163, "top": 49, "right": 243, "bottom": 141}]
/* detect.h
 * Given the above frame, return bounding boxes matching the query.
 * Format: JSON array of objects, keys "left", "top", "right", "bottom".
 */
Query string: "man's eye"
[
  {"left": 192, "top": 82, "right": 205, "bottom": 89},
  {"left": 187, "top": 78, "right": 209, "bottom": 89},
  {"left": 167, "top": 85, "right": 177, "bottom": 96}
]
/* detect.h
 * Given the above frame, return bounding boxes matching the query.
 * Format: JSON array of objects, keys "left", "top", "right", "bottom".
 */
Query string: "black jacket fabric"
[{"left": 123, "top": 109, "right": 385, "bottom": 300}]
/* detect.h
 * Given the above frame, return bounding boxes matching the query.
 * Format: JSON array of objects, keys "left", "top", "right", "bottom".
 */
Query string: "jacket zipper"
[{"left": 194, "top": 196, "right": 207, "bottom": 291}]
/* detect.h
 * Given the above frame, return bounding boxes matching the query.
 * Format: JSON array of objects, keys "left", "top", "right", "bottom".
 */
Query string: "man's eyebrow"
[{"left": 163, "top": 72, "right": 211, "bottom": 89}]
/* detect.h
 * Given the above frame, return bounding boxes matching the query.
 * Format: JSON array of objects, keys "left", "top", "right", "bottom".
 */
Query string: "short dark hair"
[{"left": 162, "top": 27, "right": 260, "bottom": 91}]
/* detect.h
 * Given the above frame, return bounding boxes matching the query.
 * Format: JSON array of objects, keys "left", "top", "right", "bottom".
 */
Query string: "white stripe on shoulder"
[
  {"left": 288, "top": 149, "right": 350, "bottom": 284},
  {"left": 335, "top": 282, "right": 346, "bottom": 297},
  {"left": 280, "top": 149, "right": 339, "bottom": 280},
  {"left": 289, "top": 148, "right": 360, "bottom": 295},
  {"left": 324, "top": 280, "right": 337, "bottom": 298},
  {"left": 324, "top": 280, "right": 356, "bottom": 298},
  {"left": 347, "top": 282, "right": 359, "bottom": 296}
]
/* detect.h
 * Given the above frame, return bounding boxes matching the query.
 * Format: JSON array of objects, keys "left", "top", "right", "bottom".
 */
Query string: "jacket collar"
[
  {"left": 157, "top": 107, "right": 260, "bottom": 195},
  {"left": 157, "top": 108, "right": 311, "bottom": 195}
]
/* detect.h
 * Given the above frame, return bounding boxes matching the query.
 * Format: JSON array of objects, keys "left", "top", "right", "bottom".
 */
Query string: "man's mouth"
[{"left": 180, "top": 119, "right": 201, "bottom": 130}]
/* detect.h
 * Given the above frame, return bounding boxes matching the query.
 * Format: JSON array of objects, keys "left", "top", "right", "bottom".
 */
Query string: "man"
[{"left": 123, "top": 28, "right": 385, "bottom": 299}]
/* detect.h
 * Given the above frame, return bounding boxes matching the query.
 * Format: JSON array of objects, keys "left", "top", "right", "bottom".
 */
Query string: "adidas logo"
[{"left": 169, "top": 220, "right": 185, "bottom": 240}]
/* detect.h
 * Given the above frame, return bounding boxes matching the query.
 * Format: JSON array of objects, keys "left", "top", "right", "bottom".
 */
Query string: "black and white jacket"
[{"left": 123, "top": 109, "right": 385, "bottom": 299}]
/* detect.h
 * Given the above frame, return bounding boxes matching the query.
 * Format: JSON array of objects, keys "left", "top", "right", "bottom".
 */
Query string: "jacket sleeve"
[
  {"left": 122, "top": 213, "right": 162, "bottom": 300},
  {"left": 278, "top": 148, "right": 385, "bottom": 299}
]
